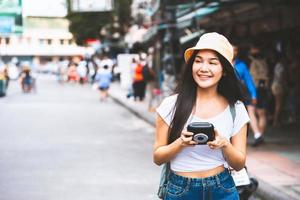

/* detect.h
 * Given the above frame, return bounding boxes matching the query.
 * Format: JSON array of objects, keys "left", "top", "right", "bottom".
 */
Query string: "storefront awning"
[
  {"left": 177, "top": 5, "right": 219, "bottom": 29},
  {"left": 142, "top": 3, "right": 220, "bottom": 43},
  {"left": 180, "top": 30, "right": 205, "bottom": 44}
]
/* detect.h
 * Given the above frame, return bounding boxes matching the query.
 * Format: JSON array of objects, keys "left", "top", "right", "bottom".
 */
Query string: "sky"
[{"left": 22, "top": 0, "right": 67, "bottom": 17}]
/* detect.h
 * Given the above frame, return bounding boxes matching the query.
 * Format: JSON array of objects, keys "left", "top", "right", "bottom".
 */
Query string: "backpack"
[{"left": 142, "top": 64, "right": 154, "bottom": 82}]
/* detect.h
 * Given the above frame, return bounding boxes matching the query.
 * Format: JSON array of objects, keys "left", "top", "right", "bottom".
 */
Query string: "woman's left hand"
[{"left": 207, "top": 129, "right": 230, "bottom": 150}]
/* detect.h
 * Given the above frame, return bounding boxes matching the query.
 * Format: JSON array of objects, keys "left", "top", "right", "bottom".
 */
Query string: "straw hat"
[{"left": 184, "top": 32, "right": 234, "bottom": 67}]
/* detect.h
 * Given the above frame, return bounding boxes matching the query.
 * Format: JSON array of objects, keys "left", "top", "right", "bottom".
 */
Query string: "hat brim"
[
  {"left": 184, "top": 47, "right": 197, "bottom": 63},
  {"left": 184, "top": 47, "right": 234, "bottom": 68}
]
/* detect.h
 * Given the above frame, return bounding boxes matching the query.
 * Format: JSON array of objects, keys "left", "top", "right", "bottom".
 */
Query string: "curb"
[
  {"left": 253, "top": 176, "right": 297, "bottom": 200},
  {"left": 109, "top": 94, "right": 156, "bottom": 127}
]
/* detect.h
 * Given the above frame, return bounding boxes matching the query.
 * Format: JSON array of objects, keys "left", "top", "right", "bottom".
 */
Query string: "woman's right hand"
[{"left": 179, "top": 130, "right": 197, "bottom": 147}]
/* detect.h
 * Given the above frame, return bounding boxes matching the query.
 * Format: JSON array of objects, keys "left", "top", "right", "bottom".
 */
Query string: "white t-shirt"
[{"left": 156, "top": 94, "right": 250, "bottom": 172}]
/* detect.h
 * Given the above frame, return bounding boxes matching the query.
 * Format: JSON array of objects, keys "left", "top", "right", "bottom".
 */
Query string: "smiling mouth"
[{"left": 198, "top": 75, "right": 212, "bottom": 78}]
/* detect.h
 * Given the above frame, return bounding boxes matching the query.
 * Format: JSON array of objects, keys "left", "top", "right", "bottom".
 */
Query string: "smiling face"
[{"left": 192, "top": 50, "right": 223, "bottom": 90}]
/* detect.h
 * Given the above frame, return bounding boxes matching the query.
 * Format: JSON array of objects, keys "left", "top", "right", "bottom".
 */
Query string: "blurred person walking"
[
  {"left": 154, "top": 33, "right": 249, "bottom": 200},
  {"left": 57, "top": 58, "right": 69, "bottom": 84},
  {"left": 271, "top": 53, "right": 289, "bottom": 127},
  {"left": 67, "top": 62, "right": 79, "bottom": 83},
  {"left": 77, "top": 61, "right": 88, "bottom": 84},
  {"left": 3, "top": 65, "right": 10, "bottom": 89},
  {"left": 142, "top": 48, "right": 157, "bottom": 111},
  {"left": 132, "top": 59, "right": 146, "bottom": 101},
  {"left": 0, "top": 63, "right": 7, "bottom": 97},
  {"left": 19, "top": 65, "right": 34, "bottom": 93},
  {"left": 126, "top": 57, "right": 137, "bottom": 99},
  {"left": 233, "top": 46, "right": 261, "bottom": 146},
  {"left": 94, "top": 65, "right": 112, "bottom": 102},
  {"left": 249, "top": 44, "right": 269, "bottom": 146}
]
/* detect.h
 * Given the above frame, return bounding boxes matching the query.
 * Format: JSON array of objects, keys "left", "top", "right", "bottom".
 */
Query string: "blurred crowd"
[
  {"left": 234, "top": 43, "right": 299, "bottom": 129},
  {"left": 231, "top": 42, "right": 300, "bottom": 146},
  {"left": 1, "top": 38, "right": 299, "bottom": 133}
]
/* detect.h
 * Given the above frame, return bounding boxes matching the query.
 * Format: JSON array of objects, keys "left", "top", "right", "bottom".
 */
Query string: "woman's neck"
[
  {"left": 194, "top": 87, "right": 228, "bottom": 117},
  {"left": 196, "top": 86, "right": 219, "bottom": 102}
]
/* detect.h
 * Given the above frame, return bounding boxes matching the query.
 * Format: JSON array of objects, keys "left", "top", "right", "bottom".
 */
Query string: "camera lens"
[{"left": 194, "top": 133, "right": 208, "bottom": 143}]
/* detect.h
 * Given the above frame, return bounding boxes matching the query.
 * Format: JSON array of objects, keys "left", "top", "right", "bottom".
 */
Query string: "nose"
[{"left": 198, "top": 62, "right": 210, "bottom": 72}]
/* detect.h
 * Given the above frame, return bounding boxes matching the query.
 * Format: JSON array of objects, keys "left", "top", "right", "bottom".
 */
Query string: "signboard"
[
  {"left": 70, "top": 0, "right": 114, "bottom": 12},
  {"left": 0, "top": 0, "right": 21, "bottom": 14},
  {"left": 0, "top": 16, "right": 14, "bottom": 34},
  {"left": 0, "top": 0, "right": 19, "bottom": 8}
]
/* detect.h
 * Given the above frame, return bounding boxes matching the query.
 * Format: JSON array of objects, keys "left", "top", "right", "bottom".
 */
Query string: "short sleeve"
[
  {"left": 156, "top": 94, "right": 177, "bottom": 126},
  {"left": 232, "top": 101, "right": 250, "bottom": 136}
]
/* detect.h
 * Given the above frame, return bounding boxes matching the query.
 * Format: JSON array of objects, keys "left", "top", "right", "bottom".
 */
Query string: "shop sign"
[
  {"left": 70, "top": 0, "right": 114, "bottom": 12},
  {"left": 0, "top": 16, "right": 14, "bottom": 34}
]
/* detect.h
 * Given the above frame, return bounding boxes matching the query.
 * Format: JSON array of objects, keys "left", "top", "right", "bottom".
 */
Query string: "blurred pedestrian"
[
  {"left": 67, "top": 62, "right": 79, "bottom": 83},
  {"left": 233, "top": 45, "right": 261, "bottom": 147},
  {"left": 77, "top": 61, "right": 88, "bottom": 84},
  {"left": 154, "top": 32, "right": 249, "bottom": 200},
  {"left": 0, "top": 63, "right": 6, "bottom": 97},
  {"left": 249, "top": 44, "right": 269, "bottom": 146},
  {"left": 3, "top": 64, "right": 9, "bottom": 89},
  {"left": 126, "top": 57, "right": 137, "bottom": 99},
  {"left": 271, "top": 53, "right": 289, "bottom": 127},
  {"left": 20, "top": 66, "right": 34, "bottom": 93},
  {"left": 94, "top": 65, "right": 112, "bottom": 102},
  {"left": 142, "top": 48, "right": 157, "bottom": 111},
  {"left": 132, "top": 59, "right": 146, "bottom": 101}
]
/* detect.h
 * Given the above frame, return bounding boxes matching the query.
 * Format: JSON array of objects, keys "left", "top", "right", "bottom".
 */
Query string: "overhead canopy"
[
  {"left": 179, "top": 30, "right": 205, "bottom": 44},
  {"left": 177, "top": 4, "right": 219, "bottom": 29},
  {"left": 142, "top": 2, "right": 220, "bottom": 43}
]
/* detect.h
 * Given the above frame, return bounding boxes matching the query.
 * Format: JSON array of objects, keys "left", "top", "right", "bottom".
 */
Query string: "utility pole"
[{"left": 164, "top": 0, "right": 182, "bottom": 79}]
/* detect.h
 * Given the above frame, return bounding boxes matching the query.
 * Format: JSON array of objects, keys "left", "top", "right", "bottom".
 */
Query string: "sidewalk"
[{"left": 109, "top": 82, "right": 300, "bottom": 200}]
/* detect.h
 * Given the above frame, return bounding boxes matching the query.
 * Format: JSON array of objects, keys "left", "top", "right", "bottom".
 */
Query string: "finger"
[
  {"left": 207, "top": 140, "right": 218, "bottom": 145},
  {"left": 184, "top": 141, "right": 197, "bottom": 147},
  {"left": 182, "top": 131, "right": 194, "bottom": 137},
  {"left": 208, "top": 143, "right": 216, "bottom": 149},
  {"left": 180, "top": 136, "right": 196, "bottom": 147},
  {"left": 189, "top": 141, "right": 197, "bottom": 145},
  {"left": 181, "top": 135, "right": 192, "bottom": 143},
  {"left": 214, "top": 129, "right": 219, "bottom": 137},
  {"left": 182, "top": 135, "right": 193, "bottom": 142}
]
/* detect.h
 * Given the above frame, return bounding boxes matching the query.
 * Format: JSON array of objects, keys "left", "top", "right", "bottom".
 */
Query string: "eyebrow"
[{"left": 195, "top": 55, "right": 219, "bottom": 61}]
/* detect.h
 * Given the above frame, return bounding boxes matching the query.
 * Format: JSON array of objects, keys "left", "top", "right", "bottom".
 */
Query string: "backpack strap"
[
  {"left": 230, "top": 103, "right": 250, "bottom": 137},
  {"left": 229, "top": 104, "right": 236, "bottom": 124}
]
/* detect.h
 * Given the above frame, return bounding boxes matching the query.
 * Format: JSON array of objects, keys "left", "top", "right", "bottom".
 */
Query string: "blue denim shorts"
[{"left": 165, "top": 169, "right": 239, "bottom": 200}]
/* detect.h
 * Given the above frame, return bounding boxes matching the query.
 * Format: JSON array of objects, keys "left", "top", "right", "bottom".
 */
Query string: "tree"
[{"left": 66, "top": 0, "right": 132, "bottom": 45}]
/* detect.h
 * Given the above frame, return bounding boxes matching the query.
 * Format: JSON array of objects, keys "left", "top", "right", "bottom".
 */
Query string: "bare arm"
[
  {"left": 207, "top": 124, "right": 247, "bottom": 171},
  {"left": 223, "top": 124, "right": 247, "bottom": 171},
  {"left": 153, "top": 115, "right": 196, "bottom": 166}
]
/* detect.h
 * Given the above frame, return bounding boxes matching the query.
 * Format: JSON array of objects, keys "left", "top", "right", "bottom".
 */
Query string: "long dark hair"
[{"left": 168, "top": 50, "right": 245, "bottom": 143}]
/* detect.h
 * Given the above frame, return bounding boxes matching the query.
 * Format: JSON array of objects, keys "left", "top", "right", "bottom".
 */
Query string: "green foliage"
[
  {"left": 67, "top": 12, "right": 111, "bottom": 45},
  {"left": 115, "top": 0, "right": 132, "bottom": 28},
  {"left": 66, "top": 0, "right": 132, "bottom": 45}
]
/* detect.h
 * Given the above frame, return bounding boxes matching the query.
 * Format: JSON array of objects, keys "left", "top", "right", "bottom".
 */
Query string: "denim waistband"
[{"left": 169, "top": 169, "right": 231, "bottom": 187}]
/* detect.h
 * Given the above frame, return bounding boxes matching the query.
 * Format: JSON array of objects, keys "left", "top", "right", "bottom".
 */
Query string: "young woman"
[{"left": 154, "top": 32, "right": 250, "bottom": 200}]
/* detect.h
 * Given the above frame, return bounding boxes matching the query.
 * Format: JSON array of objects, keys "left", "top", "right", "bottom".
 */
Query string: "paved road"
[{"left": 0, "top": 75, "right": 160, "bottom": 200}]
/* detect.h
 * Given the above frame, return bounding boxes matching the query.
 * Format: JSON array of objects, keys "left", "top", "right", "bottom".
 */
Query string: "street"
[{"left": 0, "top": 75, "right": 160, "bottom": 200}]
